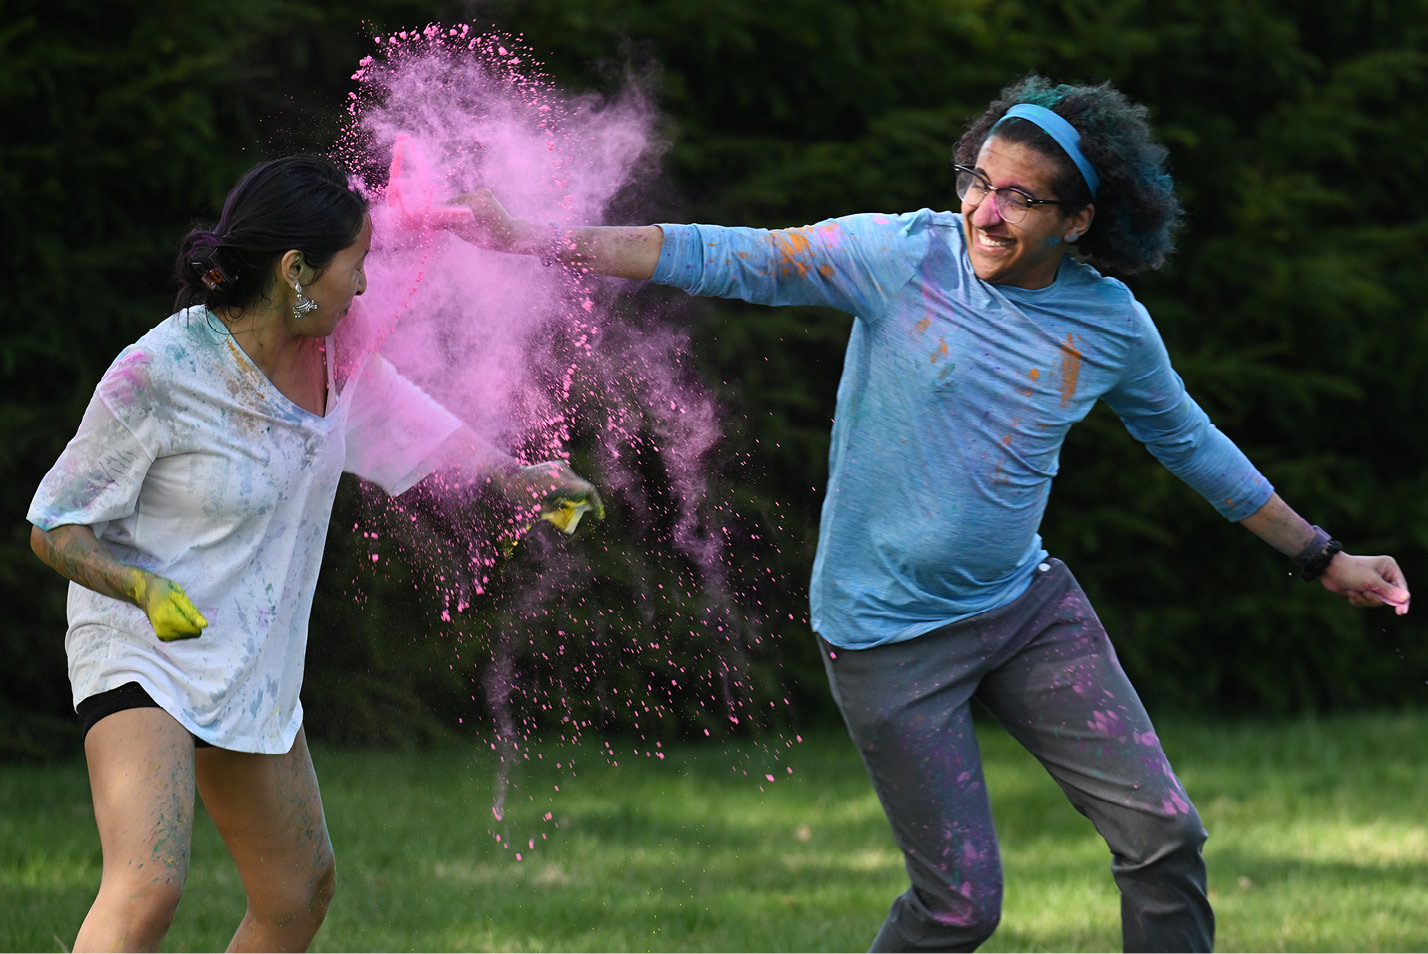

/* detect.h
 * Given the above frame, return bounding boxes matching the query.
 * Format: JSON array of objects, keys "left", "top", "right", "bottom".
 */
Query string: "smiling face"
[
  {"left": 961, "top": 136, "right": 1094, "bottom": 290},
  {"left": 291, "top": 214, "right": 372, "bottom": 336}
]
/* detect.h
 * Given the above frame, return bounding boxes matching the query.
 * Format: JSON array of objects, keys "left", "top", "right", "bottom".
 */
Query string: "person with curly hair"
[
  {"left": 28, "top": 154, "right": 602, "bottom": 953},
  {"left": 448, "top": 76, "right": 1409, "bottom": 952}
]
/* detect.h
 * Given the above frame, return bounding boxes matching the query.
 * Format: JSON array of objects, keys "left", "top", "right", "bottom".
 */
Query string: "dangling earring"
[{"left": 292, "top": 281, "right": 318, "bottom": 319}]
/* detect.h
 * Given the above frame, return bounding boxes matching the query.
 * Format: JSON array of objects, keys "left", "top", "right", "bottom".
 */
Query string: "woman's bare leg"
[
  {"left": 195, "top": 728, "right": 335, "bottom": 953},
  {"left": 74, "top": 708, "right": 197, "bottom": 952}
]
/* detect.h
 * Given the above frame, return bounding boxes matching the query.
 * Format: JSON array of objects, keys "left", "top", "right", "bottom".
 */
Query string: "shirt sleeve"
[
  {"left": 651, "top": 212, "right": 929, "bottom": 320},
  {"left": 1102, "top": 302, "right": 1274, "bottom": 521},
  {"left": 342, "top": 352, "right": 466, "bottom": 496},
  {"left": 28, "top": 358, "right": 160, "bottom": 532}
]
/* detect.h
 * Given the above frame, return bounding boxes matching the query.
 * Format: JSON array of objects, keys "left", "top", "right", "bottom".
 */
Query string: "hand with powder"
[
  {"left": 386, "top": 134, "right": 475, "bottom": 232},
  {"left": 1239, "top": 496, "right": 1411, "bottom": 615},
  {"left": 446, "top": 190, "right": 665, "bottom": 280},
  {"left": 30, "top": 523, "right": 209, "bottom": 641},
  {"left": 130, "top": 570, "right": 209, "bottom": 640},
  {"left": 1319, "top": 553, "right": 1411, "bottom": 615},
  {"left": 444, "top": 189, "right": 527, "bottom": 253},
  {"left": 507, "top": 460, "right": 606, "bottom": 535}
]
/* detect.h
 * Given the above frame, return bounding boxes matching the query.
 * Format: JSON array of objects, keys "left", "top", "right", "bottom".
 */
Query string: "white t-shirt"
[{"left": 28, "top": 308, "right": 463, "bottom": 753}]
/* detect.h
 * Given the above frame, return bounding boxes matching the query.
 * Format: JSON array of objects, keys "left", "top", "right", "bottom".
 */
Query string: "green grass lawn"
[{"left": 3, "top": 711, "right": 1425, "bottom": 952}]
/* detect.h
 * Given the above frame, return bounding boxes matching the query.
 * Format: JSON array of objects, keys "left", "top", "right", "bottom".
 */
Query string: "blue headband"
[{"left": 995, "top": 103, "right": 1100, "bottom": 198}]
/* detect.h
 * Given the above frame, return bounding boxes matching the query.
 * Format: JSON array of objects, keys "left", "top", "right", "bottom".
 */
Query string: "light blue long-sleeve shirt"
[{"left": 652, "top": 210, "right": 1273, "bottom": 649}]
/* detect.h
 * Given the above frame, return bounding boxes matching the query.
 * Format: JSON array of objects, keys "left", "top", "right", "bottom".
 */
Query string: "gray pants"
[{"left": 821, "top": 559, "right": 1213, "bottom": 953}]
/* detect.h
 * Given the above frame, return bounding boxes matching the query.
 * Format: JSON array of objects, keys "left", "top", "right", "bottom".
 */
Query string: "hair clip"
[{"left": 191, "top": 256, "right": 236, "bottom": 291}]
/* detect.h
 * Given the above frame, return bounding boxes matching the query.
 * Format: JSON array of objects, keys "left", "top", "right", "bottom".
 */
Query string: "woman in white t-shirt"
[{"left": 28, "top": 155, "right": 601, "bottom": 952}]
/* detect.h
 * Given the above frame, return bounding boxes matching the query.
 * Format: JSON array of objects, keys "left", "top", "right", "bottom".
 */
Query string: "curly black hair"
[{"left": 954, "top": 75, "right": 1182, "bottom": 275}]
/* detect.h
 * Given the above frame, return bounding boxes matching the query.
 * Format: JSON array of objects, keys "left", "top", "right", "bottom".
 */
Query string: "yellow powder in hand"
[{"left": 540, "top": 498, "right": 595, "bottom": 535}]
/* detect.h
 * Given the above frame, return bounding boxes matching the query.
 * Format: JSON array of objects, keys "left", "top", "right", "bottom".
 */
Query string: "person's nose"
[{"left": 971, "top": 191, "right": 1004, "bottom": 228}]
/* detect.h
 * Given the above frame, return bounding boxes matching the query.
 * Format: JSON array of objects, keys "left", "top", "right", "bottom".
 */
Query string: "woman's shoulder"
[
  {"left": 98, "top": 309, "right": 219, "bottom": 410},
  {"left": 115, "top": 308, "right": 216, "bottom": 353}
]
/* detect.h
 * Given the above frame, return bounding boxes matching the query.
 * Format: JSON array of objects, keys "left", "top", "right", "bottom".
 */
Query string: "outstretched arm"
[
  {"left": 447, "top": 189, "right": 664, "bottom": 280},
  {"left": 1238, "top": 493, "right": 1410, "bottom": 613},
  {"left": 29, "top": 523, "right": 208, "bottom": 639}
]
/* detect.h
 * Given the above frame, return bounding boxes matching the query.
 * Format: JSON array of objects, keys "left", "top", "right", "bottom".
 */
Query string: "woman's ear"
[
  {"left": 278, "top": 249, "right": 310, "bottom": 285},
  {"left": 1066, "top": 203, "right": 1095, "bottom": 243}
]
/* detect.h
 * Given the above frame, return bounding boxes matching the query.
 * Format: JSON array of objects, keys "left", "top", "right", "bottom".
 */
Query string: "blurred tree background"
[{"left": 3, "top": 0, "right": 1425, "bottom": 760}]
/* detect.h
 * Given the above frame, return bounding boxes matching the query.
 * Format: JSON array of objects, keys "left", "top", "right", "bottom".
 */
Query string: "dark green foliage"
[{"left": 6, "top": 0, "right": 1425, "bottom": 758}]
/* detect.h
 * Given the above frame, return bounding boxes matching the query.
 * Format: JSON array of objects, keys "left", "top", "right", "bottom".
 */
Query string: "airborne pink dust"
[{"left": 327, "top": 24, "right": 805, "bottom": 855}]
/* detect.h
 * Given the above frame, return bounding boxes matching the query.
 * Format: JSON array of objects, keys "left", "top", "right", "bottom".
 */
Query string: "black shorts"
[{"left": 76, "top": 681, "right": 212, "bottom": 748}]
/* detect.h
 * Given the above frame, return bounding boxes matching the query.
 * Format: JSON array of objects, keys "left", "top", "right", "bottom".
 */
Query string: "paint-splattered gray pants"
[{"left": 820, "top": 559, "right": 1213, "bottom": 953}]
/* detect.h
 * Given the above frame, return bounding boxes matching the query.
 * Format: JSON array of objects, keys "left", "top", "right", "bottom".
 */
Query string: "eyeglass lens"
[{"left": 955, "top": 170, "right": 1032, "bottom": 223}]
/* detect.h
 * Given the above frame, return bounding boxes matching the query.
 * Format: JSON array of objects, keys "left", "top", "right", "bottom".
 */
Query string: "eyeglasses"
[{"left": 954, "top": 165, "right": 1067, "bottom": 224}]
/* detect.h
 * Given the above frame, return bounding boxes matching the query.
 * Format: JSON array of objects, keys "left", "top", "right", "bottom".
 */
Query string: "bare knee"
[
  {"left": 127, "top": 879, "right": 185, "bottom": 936},
  {"left": 309, "top": 853, "right": 336, "bottom": 921},
  {"left": 77, "top": 876, "right": 185, "bottom": 952},
  {"left": 251, "top": 849, "right": 336, "bottom": 932}
]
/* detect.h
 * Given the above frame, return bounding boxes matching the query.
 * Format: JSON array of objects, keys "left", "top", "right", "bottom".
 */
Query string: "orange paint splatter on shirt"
[
  {"left": 770, "top": 228, "right": 815, "bottom": 278},
  {"left": 1002, "top": 416, "right": 1020, "bottom": 446},
  {"left": 930, "top": 337, "right": 949, "bottom": 363},
  {"left": 1056, "top": 334, "right": 1082, "bottom": 407},
  {"left": 913, "top": 317, "right": 931, "bottom": 335}
]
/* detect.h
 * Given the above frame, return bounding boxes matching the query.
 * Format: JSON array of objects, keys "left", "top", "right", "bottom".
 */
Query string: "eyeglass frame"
[{"left": 953, "top": 164, "right": 1072, "bottom": 222}]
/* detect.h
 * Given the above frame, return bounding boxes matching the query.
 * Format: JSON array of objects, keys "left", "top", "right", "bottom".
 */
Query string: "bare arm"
[
  {"left": 448, "top": 189, "right": 665, "bottom": 280},
  {"left": 1238, "top": 493, "right": 1410, "bottom": 613},
  {"left": 30, "top": 523, "right": 208, "bottom": 639}
]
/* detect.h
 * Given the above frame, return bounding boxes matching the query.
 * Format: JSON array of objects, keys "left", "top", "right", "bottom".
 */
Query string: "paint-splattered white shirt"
[
  {"left": 654, "top": 211, "right": 1274, "bottom": 648},
  {"left": 28, "top": 308, "right": 462, "bottom": 752}
]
